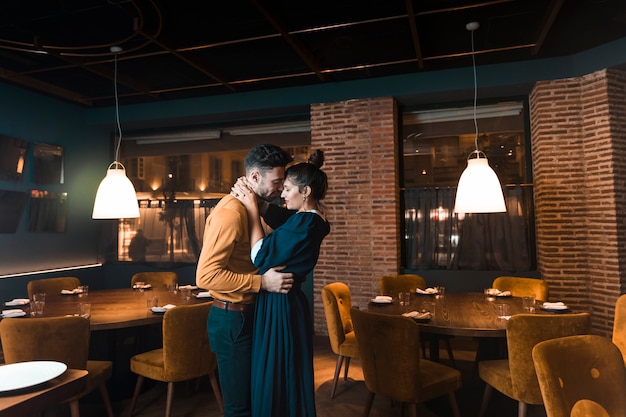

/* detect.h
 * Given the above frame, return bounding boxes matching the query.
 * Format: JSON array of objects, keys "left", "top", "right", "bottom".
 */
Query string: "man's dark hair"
[{"left": 245, "top": 144, "right": 293, "bottom": 173}]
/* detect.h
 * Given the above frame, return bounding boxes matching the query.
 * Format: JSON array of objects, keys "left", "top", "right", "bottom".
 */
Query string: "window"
[
  {"left": 401, "top": 100, "right": 536, "bottom": 271},
  {"left": 113, "top": 121, "right": 311, "bottom": 263}
]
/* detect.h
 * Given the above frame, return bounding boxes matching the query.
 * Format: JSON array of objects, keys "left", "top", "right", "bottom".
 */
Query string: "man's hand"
[{"left": 261, "top": 266, "right": 294, "bottom": 294}]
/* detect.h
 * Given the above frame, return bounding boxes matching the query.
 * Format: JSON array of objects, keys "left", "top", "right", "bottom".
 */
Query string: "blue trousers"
[{"left": 208, "top": 306, "right": 254, "bottom": 417}]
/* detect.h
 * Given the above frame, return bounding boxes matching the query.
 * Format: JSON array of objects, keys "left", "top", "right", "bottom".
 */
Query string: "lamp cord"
[
  {"left": 471, "top": 27, "right": 479, "bottom": 153},
  {"left": 113, "top": 53, "right": 122, "bottom": 163}
]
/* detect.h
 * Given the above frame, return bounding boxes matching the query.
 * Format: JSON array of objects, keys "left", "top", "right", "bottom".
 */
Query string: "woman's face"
[{"left": 281, "top": 178, "right": 303, "bottom": 210}]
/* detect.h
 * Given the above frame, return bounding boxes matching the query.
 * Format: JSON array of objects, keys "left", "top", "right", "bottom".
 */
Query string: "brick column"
[
  {"left": 309, "top": 97, "right": 400, "bottom": 335},
  {"left": 530, "top": 68, "right": 626, "bottom": 336}
]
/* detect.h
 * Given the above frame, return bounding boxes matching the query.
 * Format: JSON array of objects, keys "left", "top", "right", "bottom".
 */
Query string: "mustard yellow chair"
[
  {"left": 379, "top": 273, "right": 456, "bottom": 366},
  {"left": 128, "top": 301, "right": 223, "bottom": 417},
  {"left": 379, "top": 274, "right": 427, "bottom": 298},
  {"left": 478, "top": 313, "right": 590, "bottom": 417},
  {"left": 532, "top": 335, "right": 626, "bottom": 417},
  {"left": 492, "top": 276, "right": 549, "bottom": 301},
  {"left": 131, "top": 271, "right": 178, "bottom": 288},
  {"left": 570, "top": 400, "right": 611, "bottom": 417},
  {"left": 27, "top": 276, "right": 81, "bottom": 298},
  {"left": 611, "top": 293, "right": 626, "bottom": 365},
  {"left": 321, "top": 282, "right": 359, "bottom": 399},
  {"left": 351, "top": 308, "right": 462, "bottom": 417},
  {"left": 0, "top": 315, "right": 114, "bottom": 417}
]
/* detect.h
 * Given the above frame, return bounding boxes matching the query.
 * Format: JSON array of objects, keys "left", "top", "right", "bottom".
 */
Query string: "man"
[{"left": 196, "top": 144, "right": 295, "bottom": 417}]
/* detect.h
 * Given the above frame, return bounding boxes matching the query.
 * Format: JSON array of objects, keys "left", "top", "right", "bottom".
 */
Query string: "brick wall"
[
  {"left": 530, "top": 68, "right": 626, "bottom": 336},
  {"left": 310, "top": 97, "right": 400, "bottom": 335}
]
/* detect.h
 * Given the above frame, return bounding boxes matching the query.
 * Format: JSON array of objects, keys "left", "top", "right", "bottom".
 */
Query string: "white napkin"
[
  {"left": 132, "top": 283, "right": 152, "bottom": 289},
  {"left": 372, "top": 295, "right": 392, "bottom": 303},
  {"left": 162, "top": 304, "right": 176, "bottom": 310},
  {"left": 178, "top": 285, "right": 197, "bottom": 290},
  {"left": 416, "top": 287, "right": 437, "bottom": 294},
  {"left": 195, "top": 291, "right": 212, "bottom": 298},
  {"left": 4, "top": 298, "right": 30, "bottom": 306},
  {"left": 402, "top": 310, "right": 432, "bottom": 320},
  {"left": 61, "top": 288, "right": 80, "bottom": 294},
  {"left": 2, "top": 309, "right": 26, "bottom": 317},
  {"left": 496, "top": 290, "right": 512, "bottom": 297},
  {"left": 542, "top": 301, "right": 567, "bottom": 309}
]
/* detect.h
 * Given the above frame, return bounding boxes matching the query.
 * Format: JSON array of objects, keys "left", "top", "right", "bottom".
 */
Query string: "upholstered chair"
[
  {"left": 0, "top": 316, "right": 114, "bottom": 417},
  {"left": 351, "top": 308, "right": 462, "bottom": 417},
  {"left": 379, "top": 273, "right": 456, "bottom": 366},
  {"left": 478, "top": 313, "right": 590, "bottom": 417},
  {"left": 532, "top": 335, "right": 626, "bottom": 417},
  {"left": 321, "top": 282, "right": 359, "bottom": 399},
  {"left": 492, "top": 276, "right": 549, "bottom": 301},
  {"left": 131, "top": 271, "right": 178, "bottom": 288},
  {"left": 611, "top": 293, "right": 626, "bottom": 365},
  {"left": 379, "top": 274, "right": 427, "bottom": 298},
  {"left": 570, "top": 400, "right": 611, "bottom": 417},
  {"left": 27, "top": 276, "right": 81, "bottom": 298},
  {"left": 128, "top": 302, "right": 223, "bottom": 417}
]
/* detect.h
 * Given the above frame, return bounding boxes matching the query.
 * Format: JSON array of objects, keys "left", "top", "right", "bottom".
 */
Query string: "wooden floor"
[{"left": 41, "top": 335, "right": 548, "bottom": 417}]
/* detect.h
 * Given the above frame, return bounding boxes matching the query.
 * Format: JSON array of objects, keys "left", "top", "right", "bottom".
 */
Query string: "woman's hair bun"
[{"left": 308, "top": 149, "right": 324, "bottom": 169}]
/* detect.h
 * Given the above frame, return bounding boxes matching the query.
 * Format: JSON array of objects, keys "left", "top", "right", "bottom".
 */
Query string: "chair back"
[
  {"left": 506, "top": 313, "right": 590, "bottom": 404},
  {"left": 351, "top": 308, "right": 423, "bottom": 403},
  {"left": 27, "top": 276, "right": 81, "bottom": 298},
  {"left": 532, "top": 335, "right": 626, "bottom": 417},
  {"left": 0, "top": 315, "right": 89, "bottom": 369},
  {"left": 492, "top": 276, "right": 549, "bottom": 300},
  {"left": 379, "top": 274, "right": 426, "bottom": 298},
  {"left": 162, "top": 302, "right": 216, "bottom": 381},
  {"left": 612, "top": 294, "right": 626, "bottom": 365},
  {"left": 321, "top": 282, "right": 354, "bottom": 355},
  {"left": 131, "top": 271, "right": 178, "bottom": 288}
]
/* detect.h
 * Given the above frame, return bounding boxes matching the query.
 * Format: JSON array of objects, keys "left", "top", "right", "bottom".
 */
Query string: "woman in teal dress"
[{"left": 233, "top": 150, "right": 330, "bottom": 417}]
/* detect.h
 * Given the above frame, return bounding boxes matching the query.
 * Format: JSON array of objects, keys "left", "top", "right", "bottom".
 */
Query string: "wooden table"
[
  {"left": 10, "top": 287, "right": 212, "bottom": 331},
  {"left": 368, "top": 292, "right": 554, "bottom": 360},
  {"left": 0, "top": 369, "right": 88, "bottom": 417}
]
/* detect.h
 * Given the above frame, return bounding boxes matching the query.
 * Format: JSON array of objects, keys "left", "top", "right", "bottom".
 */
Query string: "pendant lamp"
[
  {"left": 453, "top": 22, "right": 506, "bottom": 214},
  {"left": 92, "top": 47, "right": 140, "bottom": 219}
]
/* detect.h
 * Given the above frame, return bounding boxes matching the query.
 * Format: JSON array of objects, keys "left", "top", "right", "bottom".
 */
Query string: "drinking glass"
[
  {"left": 522, "top": 296, "right": 536, "bottom": 312},
  {"left": 78, "top": 303, "right": 91, "bottom": 318}
]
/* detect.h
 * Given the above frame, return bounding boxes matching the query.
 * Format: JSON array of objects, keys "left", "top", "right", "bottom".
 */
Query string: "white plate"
[
  {"left": 541, "top": 305, "right": 569, "bottom": 311},
  {"left": 151, "top": 307, "right": 167, "bottom": 313},
  {"left": 0, "top": 361, "right": 67, "bottom": 392},
  {"left": 370, "top": 297, "right": 392, "bottom": 304}
]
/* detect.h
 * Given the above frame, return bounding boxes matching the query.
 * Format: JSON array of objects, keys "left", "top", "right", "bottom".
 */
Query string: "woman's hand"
[{"left": 230, "top": 177, "right": 257, "bottom": 212}]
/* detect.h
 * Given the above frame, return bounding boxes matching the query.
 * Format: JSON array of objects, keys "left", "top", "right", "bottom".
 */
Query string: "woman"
[{"left": 232, "top": 149, "right": 330, "bottom": 417}]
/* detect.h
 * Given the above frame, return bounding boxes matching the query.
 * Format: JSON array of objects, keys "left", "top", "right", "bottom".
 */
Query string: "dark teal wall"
[{"left": 2, "top": 36, "right": 626, "bottom": 300}]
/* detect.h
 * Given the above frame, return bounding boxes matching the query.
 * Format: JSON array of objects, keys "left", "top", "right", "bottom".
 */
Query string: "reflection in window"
[
  {"left": 0, "top": 135, "right": 28, "bottom": 182},
  {"left": 402, "top": 101, "right": 536, "bottom": 271},
  {"left": 28, "top": 190, "right": 68, "bottom": 233},
  {"left": 33, "top": 143, "right": 64, "bottom": 184}
]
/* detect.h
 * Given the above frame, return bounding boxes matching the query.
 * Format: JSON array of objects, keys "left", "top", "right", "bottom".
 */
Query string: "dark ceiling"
[{"left": 1, "top": 0, "right": 626, "bottom": 108}]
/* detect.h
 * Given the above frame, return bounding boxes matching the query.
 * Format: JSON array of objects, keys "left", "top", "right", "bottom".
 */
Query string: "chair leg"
[
  {"left": 362, "top": 391, "right": 375, "bottom": 417},
  {"left": 129, "top": 375, "right": 144, "bottom": 417},
  {"left": 99, "top": 382, "right": 115, "bottom": 417},
  {"left": 208, "top": 371, "right": 224, "bottom": 413},
  {"left": 478, "top": 384, "right": 493, "bottom": 417},
  {"left": 344, "top": 357, "right": 351, "bottom": 380},
  {"left": 165, "top": 382, "right": 174, "bottom": 417},
  {"left": 518, "top": 401, "right": 528, "bottom": 417},
  {"left": 408, "top": 403, "right": 418, "bottom": 417},
  {"left": 69, "top": 399, "right": 80, "bottom": 417},
  {"left": 448, "top": 392, "right": 461, "bottom": 417},
  {"left": 443, "top": 338, "right": 457, "bottom": 368},
  {"left": 330, "top": 355, "right": 344, "bottom": 399}
]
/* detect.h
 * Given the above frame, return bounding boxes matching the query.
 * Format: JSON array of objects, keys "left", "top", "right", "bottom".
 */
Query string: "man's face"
[{"left": 251, "top": 166, "right": 286, "bottom": 201}]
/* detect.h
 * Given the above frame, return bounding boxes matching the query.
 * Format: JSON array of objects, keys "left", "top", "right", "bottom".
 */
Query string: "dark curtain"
[{"left": 404, "top": 185, "right": 535, "bottom": 272}]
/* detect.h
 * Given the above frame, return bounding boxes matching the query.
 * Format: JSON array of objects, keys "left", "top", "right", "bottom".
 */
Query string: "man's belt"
[{"left": 212, "top": 299, "right": 254, "bottom": 313}]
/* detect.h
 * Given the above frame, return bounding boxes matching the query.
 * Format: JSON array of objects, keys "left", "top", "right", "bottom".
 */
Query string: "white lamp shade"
[
  {"left": 454, "top": 156, "right": 506, "bottom": 213},
  {"left": 92, "top": 162, "right": 140, "bottom": 219}
]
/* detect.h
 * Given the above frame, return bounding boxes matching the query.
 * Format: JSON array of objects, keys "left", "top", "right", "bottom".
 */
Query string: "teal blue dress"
[{"left": 250, "top": 211, "right": 330, "bottom": 417}]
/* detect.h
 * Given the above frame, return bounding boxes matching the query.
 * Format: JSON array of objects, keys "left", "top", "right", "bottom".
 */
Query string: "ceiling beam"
[
  {"left": 405, "top": 0, "right": 424, "bottom": 70},
  {"left": 532, "top": 0, "right": 564, "bottom": 56},
  {"left": 251, "top": 0, "right": 327, "bottom": 81}
]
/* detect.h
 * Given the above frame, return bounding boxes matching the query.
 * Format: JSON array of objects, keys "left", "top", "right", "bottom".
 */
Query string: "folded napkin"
[
  {"left": 162, "top": 304, "right": 176, "bottom": 310},
  {"left": 372, "top": 295, "right": 393, "bottom": 303},
  {"left": 61, "top": 288, "right": 81, "bottom": 294},
  {"left": 496, "top": 290, "right": 512, "bottom": 297},
  {"left": 178, "top": 285, "right": 198, "bottom": 290},
  {"left": 416, "top": 287, "right": 437, "bottom": 294},
  {"left": 542, "top": 301, "right": 567, "bottom": 309},
  {"left": 5, "top": 298, "right": 30, "bottom": 306},
  {"left": 132, "top": 283, "right": 152, "bottom": 289},
  {"left": 2, "top": 309, "right": 26, "bottom": 317},
  {"left": 402, "top": 310, "right": 432, "bottom": 320},
  {"left": 195, "top": 291, "right": 212, "bottom": 298}
]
